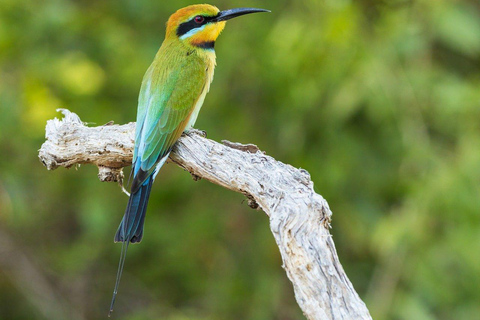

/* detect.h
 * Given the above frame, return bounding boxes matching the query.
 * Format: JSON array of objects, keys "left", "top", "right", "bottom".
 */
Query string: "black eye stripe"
[{"left": 176, "top": 15, "right": 216, "bottom": 37}]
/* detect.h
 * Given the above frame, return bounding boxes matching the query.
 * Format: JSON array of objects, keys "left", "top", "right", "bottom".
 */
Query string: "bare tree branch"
[{"left": 39, "top": 109, "right": 372, "bottom": 320}]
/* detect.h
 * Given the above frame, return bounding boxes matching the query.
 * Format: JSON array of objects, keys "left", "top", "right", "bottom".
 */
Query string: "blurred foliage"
[{"left": 1, "top": 0, "right": 479, "bottom": 319}]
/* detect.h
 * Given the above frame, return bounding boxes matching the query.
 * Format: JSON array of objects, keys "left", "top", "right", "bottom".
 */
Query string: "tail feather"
[
  {"left": 109, "top": 175, "right": 153, "bottom": 316},
  {"left": 114, "top": 176, "right": 153, "bottom": 243}
]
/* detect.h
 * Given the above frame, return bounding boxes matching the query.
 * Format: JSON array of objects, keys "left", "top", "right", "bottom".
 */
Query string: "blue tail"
[
  {"left": 108, "top": 175, "right": 153, "bottom": 316},
  {"left": 114, "top": 175, "right": 153, "bottom": 243}
]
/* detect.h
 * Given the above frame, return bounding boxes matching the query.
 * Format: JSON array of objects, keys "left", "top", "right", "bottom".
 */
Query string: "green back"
[{"left": 133, "top": 41, "right": 208, "bottom": 178}]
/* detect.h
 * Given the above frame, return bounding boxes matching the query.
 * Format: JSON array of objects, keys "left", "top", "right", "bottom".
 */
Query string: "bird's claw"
[{"left": 186, "top": 128, "right": 207, "bottom": 138}]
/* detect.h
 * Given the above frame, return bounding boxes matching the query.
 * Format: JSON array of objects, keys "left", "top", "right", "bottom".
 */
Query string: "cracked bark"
[{"left": 39, "top": 109, "right": 372, "bottom": 320}]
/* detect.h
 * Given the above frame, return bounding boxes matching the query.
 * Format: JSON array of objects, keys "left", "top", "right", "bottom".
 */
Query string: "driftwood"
[{"left": 39, "top": 109, "right": 372, "bottom": 320}]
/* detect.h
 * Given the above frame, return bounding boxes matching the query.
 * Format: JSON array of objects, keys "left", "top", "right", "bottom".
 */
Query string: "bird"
[{"left": 109, "top": 4, "right": 269, "bottom": 316}]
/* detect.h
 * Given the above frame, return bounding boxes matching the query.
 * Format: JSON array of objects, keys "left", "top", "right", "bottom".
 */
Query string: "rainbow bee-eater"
[{"left": 109, "top": 4, "right": 269, "bottom": 315}]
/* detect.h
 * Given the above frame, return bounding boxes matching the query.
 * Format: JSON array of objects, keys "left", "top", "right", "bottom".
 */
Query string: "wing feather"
[{"left": 131, "top": 53, "right": 208, "bottom": 192}]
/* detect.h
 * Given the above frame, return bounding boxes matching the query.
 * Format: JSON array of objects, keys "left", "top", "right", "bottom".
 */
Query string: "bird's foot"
[{"left": 185, "top": 128, "right": 207, "bottom": 138}]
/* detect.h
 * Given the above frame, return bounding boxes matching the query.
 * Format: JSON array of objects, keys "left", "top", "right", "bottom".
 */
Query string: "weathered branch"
[{"left": 39, "top": 109, "right": 372, "bottom": 320}]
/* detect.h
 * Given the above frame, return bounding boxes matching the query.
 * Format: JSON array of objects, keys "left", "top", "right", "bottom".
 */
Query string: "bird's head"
[{"left": 166, "top": 4, "right": 269, "bottom": 50}]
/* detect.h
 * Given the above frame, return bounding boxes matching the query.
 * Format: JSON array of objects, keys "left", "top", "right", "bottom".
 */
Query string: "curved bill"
[{"left": 212, "top": 8, "right": 270, "bottom": 22}]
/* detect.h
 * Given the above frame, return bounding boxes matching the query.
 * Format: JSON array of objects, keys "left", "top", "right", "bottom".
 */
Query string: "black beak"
[{"left": 212, "top": 8, "right": 270, "bottom": 22}]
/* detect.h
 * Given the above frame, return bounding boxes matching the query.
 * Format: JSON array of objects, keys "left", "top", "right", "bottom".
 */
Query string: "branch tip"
[{"left": 221, "top": 140, "right": 263, "bottom": 154}]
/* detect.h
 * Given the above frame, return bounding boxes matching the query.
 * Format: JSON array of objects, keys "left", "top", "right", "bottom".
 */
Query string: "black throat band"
[{"left": 195, "top": 41, "right": 215, "bottom": 50}]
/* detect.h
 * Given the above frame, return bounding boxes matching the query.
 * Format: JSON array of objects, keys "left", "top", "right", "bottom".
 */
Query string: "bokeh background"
[{"left": 1, "top": 0, "right": 479, "bottom": 319}]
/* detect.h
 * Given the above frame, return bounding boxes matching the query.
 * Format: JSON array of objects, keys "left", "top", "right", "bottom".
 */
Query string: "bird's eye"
[{"left": 194, "top": 16, "right": 205, "bottom": 24}]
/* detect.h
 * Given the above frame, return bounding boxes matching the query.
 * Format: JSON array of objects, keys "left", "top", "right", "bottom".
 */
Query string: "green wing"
[{"left": 132, "top": 53, "right": 207, "bottom": 192}]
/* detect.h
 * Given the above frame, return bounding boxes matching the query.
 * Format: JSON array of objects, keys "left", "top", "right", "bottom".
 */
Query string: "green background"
[{"left": 1, "top": 0, "right": 479, "bottom": 319}]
